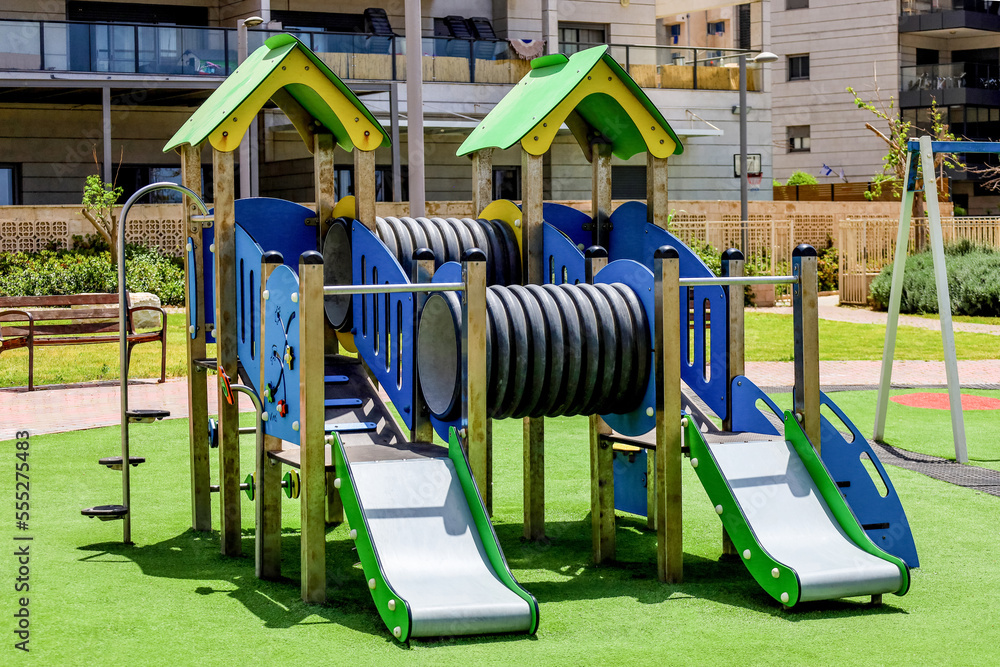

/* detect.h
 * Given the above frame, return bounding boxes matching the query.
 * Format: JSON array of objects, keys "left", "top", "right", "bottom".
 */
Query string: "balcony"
[
  {"left": 900, "top": 62, "right": 1000, "bottom": 106},
  {"left": 900, "top": 0, "right": 1000, "bottom": 33},
  {"left": 0, "top": 19, "right": 762, "bottom": 91}
]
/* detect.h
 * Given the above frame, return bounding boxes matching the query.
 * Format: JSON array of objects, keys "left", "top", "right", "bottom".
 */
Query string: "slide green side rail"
[
  {"left": 448, "top": 428, "right": 540, "bottom": 634},
  {"left": 783, "top": 413, "right": 911, "bottom": 596},
  {"left": 332, "top": 434, "right": 414, "bottom": 641},
  {"left": 683, "top": 417, "right": 803, "bottom": 606}
]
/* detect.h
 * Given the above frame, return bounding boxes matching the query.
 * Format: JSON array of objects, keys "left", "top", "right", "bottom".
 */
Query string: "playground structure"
[{"left": 84, "top": 36, "right": 917, "bottom": 641}]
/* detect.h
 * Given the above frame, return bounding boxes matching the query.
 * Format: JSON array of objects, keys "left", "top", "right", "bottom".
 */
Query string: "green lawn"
[
  {"left": 3, "top": 415, "right": 999, "bottom": 664},
  {"left": 745, "top": 312, "right": 999, "bottom": 362}
]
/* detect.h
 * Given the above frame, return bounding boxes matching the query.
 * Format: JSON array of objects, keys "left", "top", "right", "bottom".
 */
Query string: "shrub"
[
  {"left": 869, "top": 243, "right": 1000, "bottom": 316},
  {"left": 816, "top": 237, "right": 839, "bottom": 292},
  {"left": 0, "top": 241, "right": 184, "bottom": 306},
  {"left": 785, "top": 171, "right": 818, "bottom": 186}
]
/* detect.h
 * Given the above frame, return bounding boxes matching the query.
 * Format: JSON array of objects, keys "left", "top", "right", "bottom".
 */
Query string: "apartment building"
[
  {"left": 771, "top": 0, "right": 1000, "bottom": 212},
  {"left": 1, "top": 0, "right": 776, "bottom": 210}
]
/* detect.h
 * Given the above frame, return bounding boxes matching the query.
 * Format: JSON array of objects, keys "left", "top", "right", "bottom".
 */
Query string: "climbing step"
[
  {"left": 81, "top": 505, "right": 128, "bottom": 521},
  {"left": 98, "top": 456, "right": 146, "bottom": 470},
  {"left": 325, "top": 422, "right": 377, "bottom": 434},
  {"left": 325, "top": 374, "right": 349, "bottom": 383},
  {"left": 127, "top": 409, "right": 170, "bottom": 423},
  {"left": 325, "top": 398, "right": 364, "bottom": 408}
]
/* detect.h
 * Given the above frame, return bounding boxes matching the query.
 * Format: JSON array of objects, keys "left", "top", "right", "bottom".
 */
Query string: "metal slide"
[
  {"left": 324, "top": 360, "right": 538, "bottom": 641},
  {"left": 685, "top": 412, "right": 910, "bottom": 607}
]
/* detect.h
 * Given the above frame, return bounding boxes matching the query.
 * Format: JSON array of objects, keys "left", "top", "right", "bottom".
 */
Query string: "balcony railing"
[
  {"left": 902, "top": 62, "right": 1000, "bottom": 91},
  {"left": 0, "top": 18, "right": 759, "bottom": 90},
  {"left": 902, "top": 0, "right": 1000, "bottom": 14}
]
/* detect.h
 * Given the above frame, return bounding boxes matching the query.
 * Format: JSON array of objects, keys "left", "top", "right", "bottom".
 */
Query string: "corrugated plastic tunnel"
[{"left": 417, "top": 280, "right": 651, "bottom": 421}]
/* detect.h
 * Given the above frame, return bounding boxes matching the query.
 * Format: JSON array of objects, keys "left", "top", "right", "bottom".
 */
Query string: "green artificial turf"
[{"left": 3, "top": 414, "right": 1000, "bottom": 664}]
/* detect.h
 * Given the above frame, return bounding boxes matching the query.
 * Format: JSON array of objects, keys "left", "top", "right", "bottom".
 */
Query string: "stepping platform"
[
  {"left": 81, "top": 504, "right": 128, "bottom": 520},
  {"left": 98, "top": 456, "right": 146, "bottom": 469},
  {"left": 192, "top": 357, "right": 218, "bottom": 370},
  {"left": 127, "top": 409, "right": 170, "bottom": 423}
]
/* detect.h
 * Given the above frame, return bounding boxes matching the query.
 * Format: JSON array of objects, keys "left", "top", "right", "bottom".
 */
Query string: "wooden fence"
[{"left": 838, "top": 215, "right": 1000, "bottom": 305}]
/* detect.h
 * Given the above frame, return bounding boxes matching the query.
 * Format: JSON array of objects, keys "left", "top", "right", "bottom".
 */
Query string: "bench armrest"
[
  {"left": 127, "top": 306, "right": 167, "bottom": 334},
  {"left": 0, "top": 309, "right": 34, "bottom": 342}
]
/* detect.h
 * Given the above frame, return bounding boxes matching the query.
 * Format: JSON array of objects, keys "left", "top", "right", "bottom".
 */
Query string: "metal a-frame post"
[{"left": 874, "top": 135, "right": 967, "bottom": 463}]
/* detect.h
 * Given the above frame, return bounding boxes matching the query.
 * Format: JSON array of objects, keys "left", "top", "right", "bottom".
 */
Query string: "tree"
[
  {"left": 80, "top": 149, "right": 124, "bottom": 265},
  {"left": 847, "top": 66, "right": 961, "bottom": 201}
]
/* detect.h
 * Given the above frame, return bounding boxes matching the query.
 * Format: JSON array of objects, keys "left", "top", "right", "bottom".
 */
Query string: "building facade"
[
  {"left": 771, "top": 0, "right": 999, "bottom": 213},
  {"left": 1, "top": 1, "right": 776, "bottom": 211}
]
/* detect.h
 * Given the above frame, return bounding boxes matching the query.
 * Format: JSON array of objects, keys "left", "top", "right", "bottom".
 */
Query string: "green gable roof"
[
  {"left": 164, "top": 34, "right": 389, "bottom": 154},
  {"left": 457, "top": 45, "right": 682, "bottom": 160}
]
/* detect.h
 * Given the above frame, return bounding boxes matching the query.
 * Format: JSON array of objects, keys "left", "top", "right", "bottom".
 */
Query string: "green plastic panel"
[
  {"left": 447, "top": 429, "right": 540, "bottom": 634},
  {"left": 783, "top": 414, "right": 910, "bottom": 596},
  {"left": 684, "top": 417, "right": 802, "bottom": 606},
  {"left": 164, "top": 34, "right": 389, "bottom": 152},
  {"left": 457, "top": 45, "right": 682, "bottom": 160},
  {"left": 332, "top": 434, "right": 413, "bottom": 641}
]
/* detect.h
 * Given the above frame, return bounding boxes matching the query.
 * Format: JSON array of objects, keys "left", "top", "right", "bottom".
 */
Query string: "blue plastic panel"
[
  {"left": 235, "top": 226, "right": 264, "bottom": 393},
  {"left": 235, "top": 198, "right": 316, "bottom": 265},
  {"left": 543, "top": 222, "right": 585, "bottom": 285},
  {"left": 261, "top": 265, "right": 301, "bottom": 444},
  {"left": 351, "top": 221, "right": 415, "bottom": 431},
  {"left": 613, "top": 448, "right": 649, "bottom": 517},
  {"left": 818, "top": 392, "right": 919, "bottom": 568},
  {"left": 730, "top": 375, "right": 918, "bottom": 567},
  {"left": 541, "top": 201, "right": 592, "bottom": 249},
  {"left": 202, "top": 222, "right": 215, "bottom": 335},
  {"left": 596, "top": 259, "right": 656, "bottom": 437},
  {"left": 187, "top": 237, "right": 198, "bottom": 339},
  {"left": 429, "top": 262, "right": 466, "bottom": 443},
  {"left": 608, "top": 201, "right": 728, "bottom": 420}
]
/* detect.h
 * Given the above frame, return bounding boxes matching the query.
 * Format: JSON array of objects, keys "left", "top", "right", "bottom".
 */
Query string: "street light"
[
  {"left": 739, "top": 50, "right": 778, "bottom": 254},
  {"left": 239, "top": 17, "right": 264, "bottom": 199}
]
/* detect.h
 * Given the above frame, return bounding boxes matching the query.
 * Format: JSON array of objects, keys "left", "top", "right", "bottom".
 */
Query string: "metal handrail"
[
  {"left": 323, "top": 282, "right": 463, "bottom": 296},
  {"left": 679, "top": 275, "right": 799, "bottom": 287}
]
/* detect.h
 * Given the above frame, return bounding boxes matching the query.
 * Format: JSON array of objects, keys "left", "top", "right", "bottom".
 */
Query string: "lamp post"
[
  {"left": 739, "top": 50, "right": 778, "bottom": 254},
  {"left": 239, "top": 16, "right": 264, "bottom": 200}
]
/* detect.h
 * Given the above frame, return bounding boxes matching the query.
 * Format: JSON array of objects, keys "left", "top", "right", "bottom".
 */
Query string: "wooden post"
[
  {"left": 314, "top": 132, "right": 336, "bottom": 244},
  {"left": 181, "top": 144, "right": 211, "bottom": 532},
  {"left": 654, "top": 245, "right": 683, "bottom": 583},
  {"left": 213, "top": 148, "right": 241, "bottom": 557},
  {"left": 647, "top": 153, "right": 669, "bottom": 228},
  {"left": 257, "top": 252, "right": 284, "bottom": 579},
  {"left": 591, "top": 142, "right": 612, "bottom": 249},
  {"left": 586, "top": 247, "right": 615, "bottom": 563},
  {"left": 792, "top": 244, "right": 821, "bottom": 452},
  {"left": 472, "top": 148, "right": 493, "bottom": 215},
  {"left": 354, "top": 148, "right": 377, "bottom": 233},
  {"left": 411, "top": 249, "right": 436, "bottom": 443},
  {"left": 463, "top": 250, "right": 490, "bottom": 512},
  {"left": 299, "top": 251, "right": 327, "bottom": 603},
  {"left": 521, "top": 148, "right": 545, "bottom": 540},
  {"left": 720, "top": 248, "right": 744, "bottom": 556}
]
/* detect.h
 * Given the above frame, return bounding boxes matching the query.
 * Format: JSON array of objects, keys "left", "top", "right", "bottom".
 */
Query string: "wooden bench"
[{"left": 0, "top": 293, "right": 167, "bottom": 391}]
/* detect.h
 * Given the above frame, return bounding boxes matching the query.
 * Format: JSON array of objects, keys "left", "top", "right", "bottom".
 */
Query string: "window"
[
  {"left": 707, "top": 21, "right": 726, "bottom": 36},
  {"left": 493, "top": 166, "right": 521, "bottom": 201},
  {"left": 0, "top": 164, "right": 20, "bottom": 205},
  {"left": 669, "top": 24, "right": 681, "bottom": 45},
  {"left": 737, "top": 4, "right": 751, "bottom": 51},
  {"left": 788, "top": 55, "right": 809, "bottom": 81},
  {"left": 333, "top": 166, "right": 408, "bottom": 202},
  {"left": 788, "top": 126, "right": 811, "bottom": 153},
  {"left": 611, "top": 166, "right": 647, "bottom": 200},
  {"left": 559, "top": 23, "right": 606, "bottom": 55},
  {"left": 786, "top": 0, "right": 809, "bottom": 9}
]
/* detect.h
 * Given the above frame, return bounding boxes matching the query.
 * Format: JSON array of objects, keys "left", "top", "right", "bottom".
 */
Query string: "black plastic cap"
[
  {"left": 721, "top": 248, "right": 745, "bottom": 262},
  {"left": 262, "top": 250, "right": 284, "bottom": 265},
  {"left": 792, "top": 244, "right": 817, "bottom": 258},
  {"left": 462, "top": 248, "right": 488, "bottom": 263},
  {"left": 299, "top": 250, "right": 324, "bottom": 265},
  {"left": 654, "top": 245, "right": 679, "bottom": 259},
  {"left": 413, "top": 247, "right": 435, "bottom": 261},
  {"left": 585, "top": 245, "right": 608, "bottom": 259}
]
